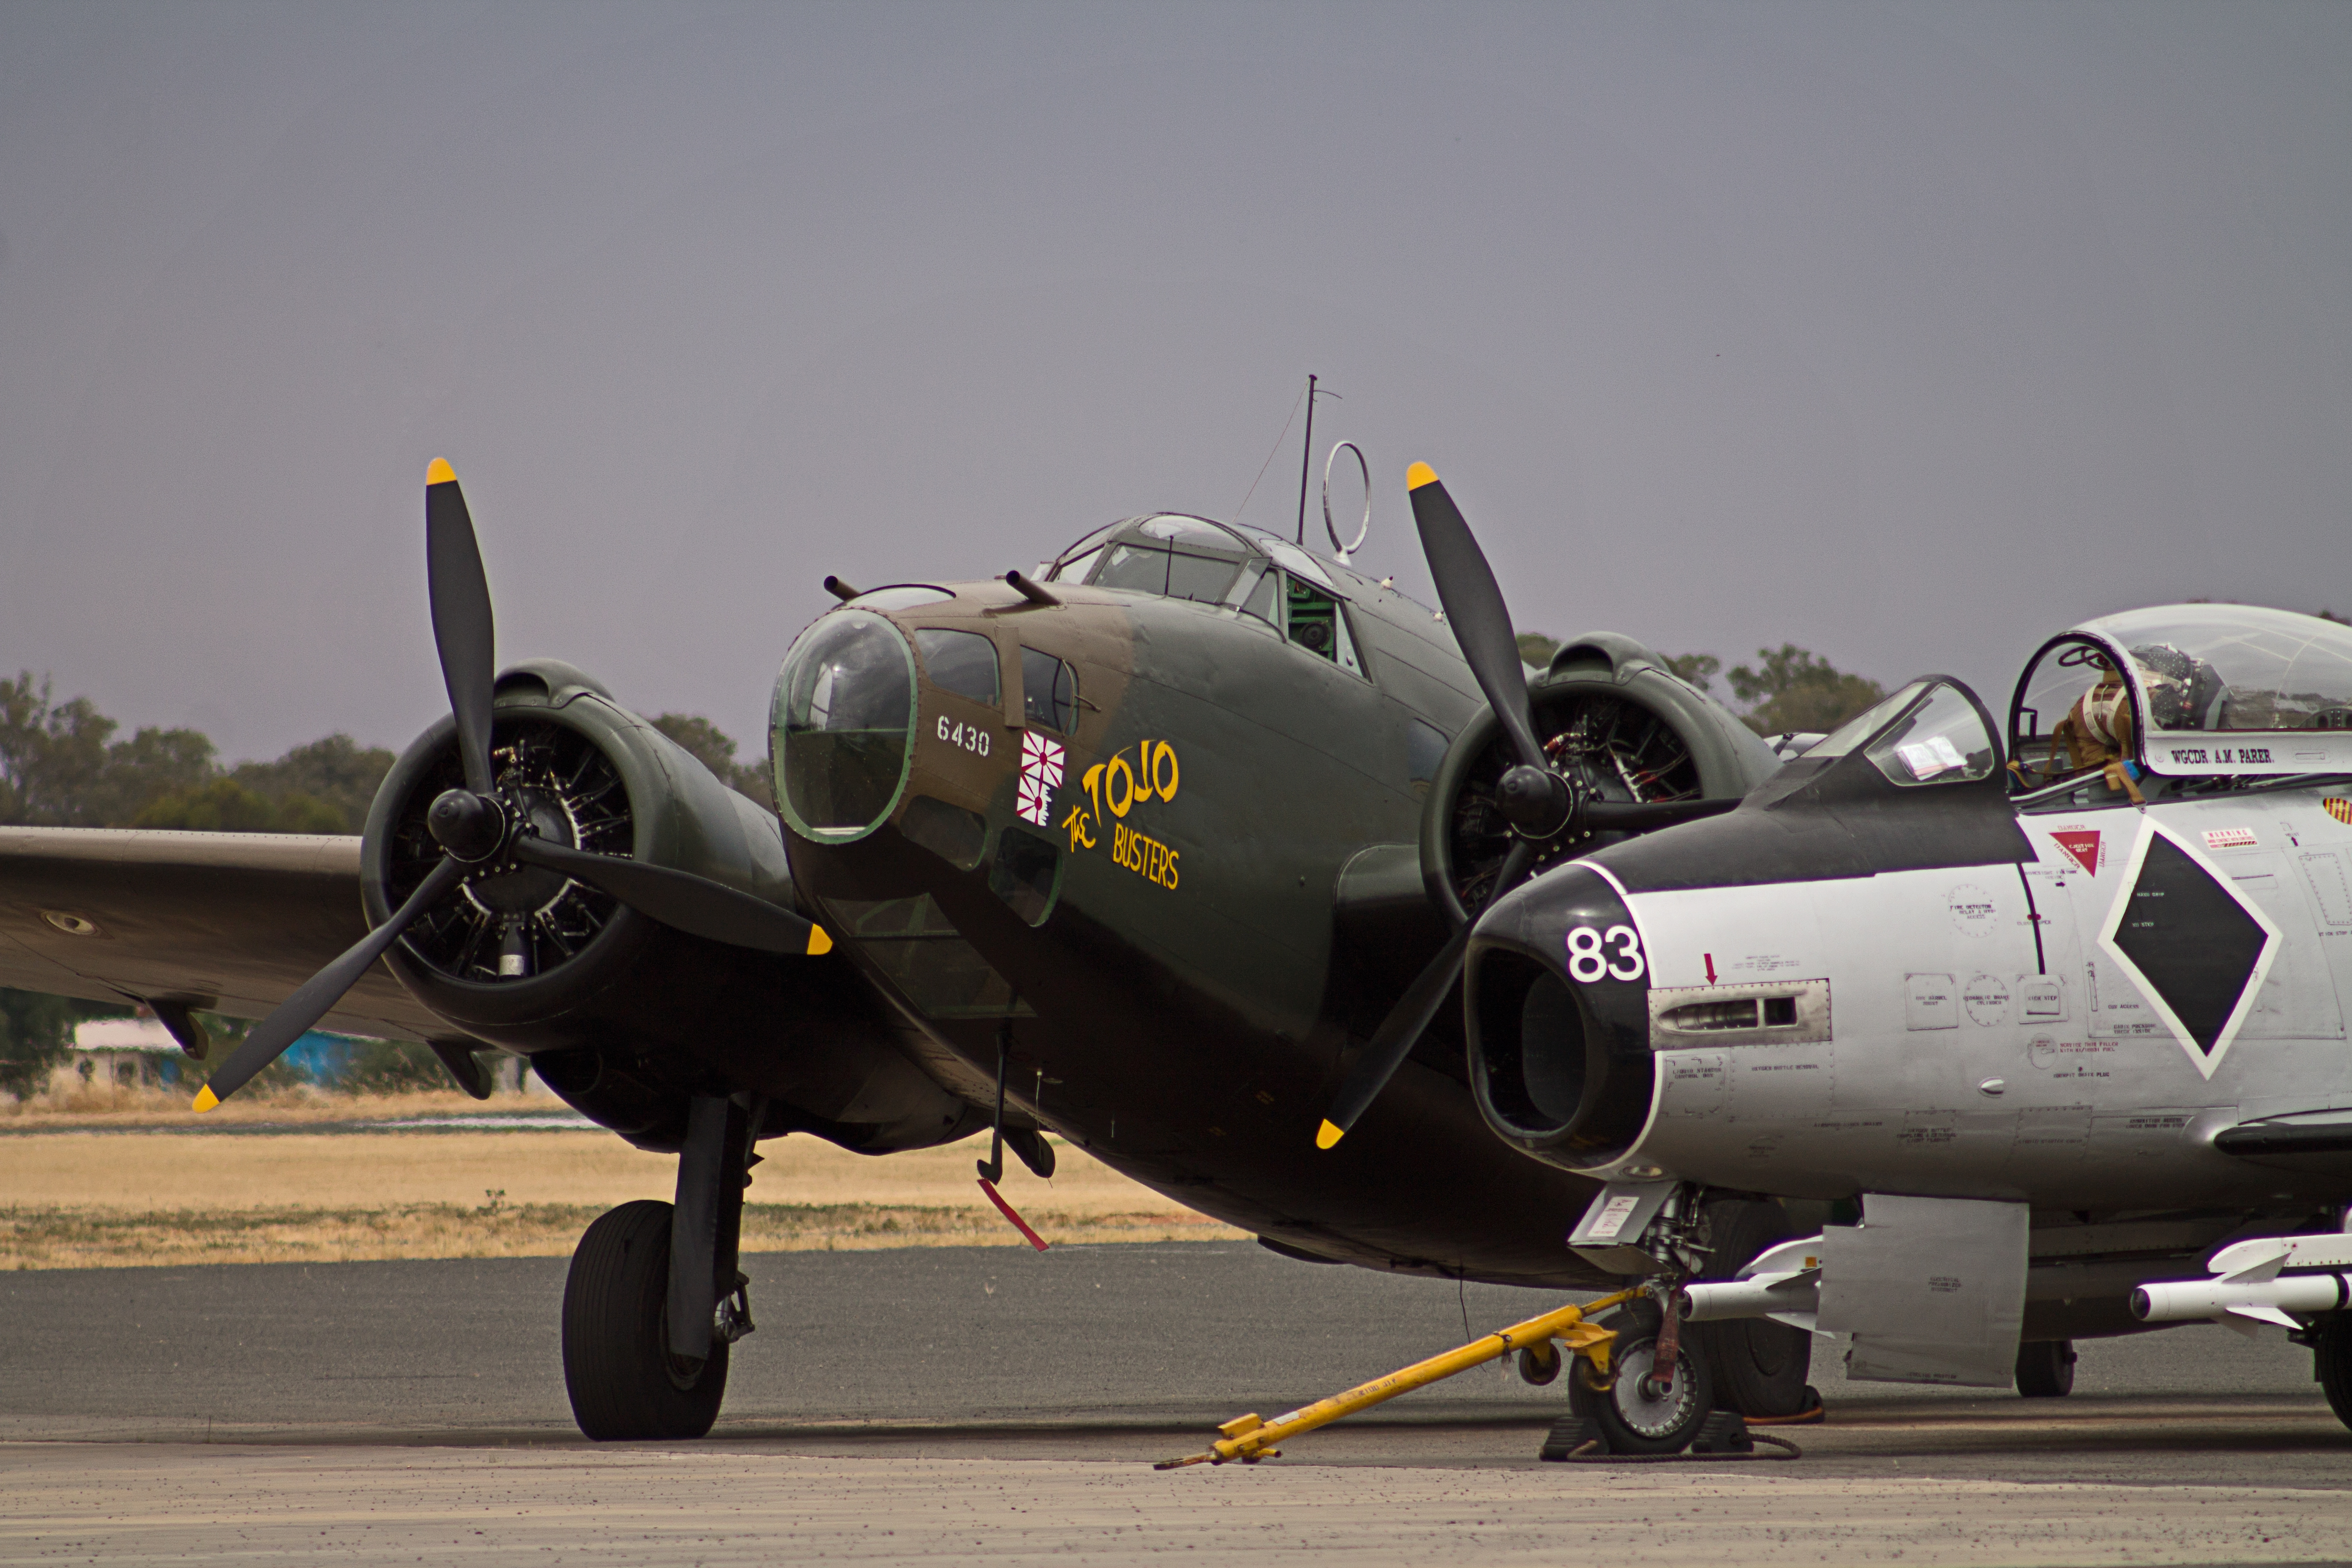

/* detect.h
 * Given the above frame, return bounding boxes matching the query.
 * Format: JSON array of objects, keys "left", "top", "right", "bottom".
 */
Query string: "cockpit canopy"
[
  {"left": 1042, "top": 514, "right": 1370, "bottom": 675},
  {"left": 2011, "top": 603, "right": 2352, "bottom": 782},
  {"left": 1806, "top": 678, "right": 2001, "bottom": 789}
]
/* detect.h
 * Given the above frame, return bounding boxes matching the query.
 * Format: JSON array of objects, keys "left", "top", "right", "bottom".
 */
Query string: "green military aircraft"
[{"left": 0, "top": 458, "right": 1795, "bottom": 1441}]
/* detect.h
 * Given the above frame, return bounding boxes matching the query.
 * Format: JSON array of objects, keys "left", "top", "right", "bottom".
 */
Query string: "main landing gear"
[
  {"left": 2312, "top": 1315, "right": 2352, "bottom": 1430},
  {"left": 563, "top": 1094, "right": 761, "bottom": 1440},
  {"left": 2015, "top": 1339, "right": 2077, "bottom": 1398}
]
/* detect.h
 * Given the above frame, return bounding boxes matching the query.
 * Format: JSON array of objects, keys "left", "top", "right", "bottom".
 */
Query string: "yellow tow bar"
[{"left": 1156, "top": 1288, "right": 1638, "bottom": 1469}]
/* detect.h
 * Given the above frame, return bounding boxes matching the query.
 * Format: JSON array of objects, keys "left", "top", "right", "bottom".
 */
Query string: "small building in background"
[
  {"left": 66, "top": 1014, "right": 376, "bottom": 1090},
  {"left": 59, "top": 1012, "right": 544, "bottom": 1096}
]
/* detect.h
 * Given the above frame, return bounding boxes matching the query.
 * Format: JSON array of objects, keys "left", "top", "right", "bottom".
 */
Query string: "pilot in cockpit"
[
  {"left": 2029, "top": 641, "right": 2218, "bottom": 802},
  {"left": 2012, "top": 605, "right": 2352, "bottom": 798},
  {"left": 2034, "top": 646, "right": 2146, "bottom": 802}
]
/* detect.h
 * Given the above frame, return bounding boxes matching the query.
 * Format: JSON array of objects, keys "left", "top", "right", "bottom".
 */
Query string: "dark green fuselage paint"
[{"left": 780, "top": 569, "right": 1612, "bottom": 1288}]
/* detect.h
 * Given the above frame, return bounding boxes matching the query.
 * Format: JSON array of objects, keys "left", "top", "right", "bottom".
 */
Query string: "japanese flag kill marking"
[{"left": 1017, "top": 733, "right": 1065, "bottom": 828}]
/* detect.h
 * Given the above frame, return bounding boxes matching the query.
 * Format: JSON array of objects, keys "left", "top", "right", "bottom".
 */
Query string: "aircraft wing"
[{"left": 0, "top": 827, "right": 455, "bottom": 1042}]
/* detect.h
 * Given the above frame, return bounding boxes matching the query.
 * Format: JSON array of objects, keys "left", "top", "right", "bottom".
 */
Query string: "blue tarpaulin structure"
[{"left": 150, "top": 1030, "right": 372, "bottom": 1087}]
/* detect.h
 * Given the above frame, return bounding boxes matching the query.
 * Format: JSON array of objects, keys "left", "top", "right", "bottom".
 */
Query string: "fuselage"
[
  {"left": 1463, "top": 661, "right": 2352, "bottom": 1229},
  {"left": 1609, "top": 790, "right": 2352, "bottom": 1211},
  {"left": 774, "top": 560, "right": 1615, "bottom": 1286}
]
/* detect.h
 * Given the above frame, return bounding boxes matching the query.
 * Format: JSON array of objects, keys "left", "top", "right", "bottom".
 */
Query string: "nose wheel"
[{"left": 1569, "top": 1320, "right": 1714, "bottom": 1455}]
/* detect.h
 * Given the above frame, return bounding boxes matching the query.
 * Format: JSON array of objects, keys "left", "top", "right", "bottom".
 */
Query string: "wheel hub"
[
  {"left": 464, "top": 787, "right": 579, "bottom": 914},
  {"left": 1611, "top": 1341, "right": 1701, "bottom": 1440}
]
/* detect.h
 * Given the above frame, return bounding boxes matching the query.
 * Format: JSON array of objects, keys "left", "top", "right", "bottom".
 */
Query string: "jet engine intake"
[{"left": 1466, "top": 862, "right": 1657, "bottom": 1172}]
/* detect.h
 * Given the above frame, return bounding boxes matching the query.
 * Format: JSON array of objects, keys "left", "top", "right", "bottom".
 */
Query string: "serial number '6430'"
[{"left": 935, "top": 716, "right": 991, "bottom": 756}]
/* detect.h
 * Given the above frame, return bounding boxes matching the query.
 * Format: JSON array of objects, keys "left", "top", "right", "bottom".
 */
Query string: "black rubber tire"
[
  {"left": 2015, "top": 1338, "right": 2077, "bottom": 1398},
  {"left": 1570, "top": 1300, "right": 1714, "bottom": 1455},
  {"left": 562, "top": 1200, "right": 729, "bottom": 1441},
  {"left": 2316, "top": 1315, "right": 2352, "bottom": 1430},
  {"left": 1686, "top": 1199, "right": 1814, "bottom": 1418}
]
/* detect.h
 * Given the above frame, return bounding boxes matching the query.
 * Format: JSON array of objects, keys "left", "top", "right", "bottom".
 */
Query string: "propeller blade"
[
  {"left": 194, "top": 856, "right": 469, "bottom": 1110},
  {"left": 508, "top": 835, "right": 833, "bottom": 956},
  {"left": 426, "top": 459, "right": 498, "bottom": 799},
  {"left": 1407, "top": 464, "right": 1543, "bottom": 772},
  {"left": 1317, "top": 839, "right": 1534, "bottom": 1149}
]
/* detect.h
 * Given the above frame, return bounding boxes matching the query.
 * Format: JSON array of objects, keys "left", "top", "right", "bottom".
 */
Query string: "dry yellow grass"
[
  {"left": 0, "top": 1081, "right": 507, "bottom": 1129},
  {"left": 0, "top": 1098, "right": 1243, "bottom": 1268}
]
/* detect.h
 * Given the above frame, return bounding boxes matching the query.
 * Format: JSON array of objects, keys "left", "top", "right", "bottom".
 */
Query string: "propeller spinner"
[{"left": 193, "top": 460, "right": 831, "bottom": 1111}]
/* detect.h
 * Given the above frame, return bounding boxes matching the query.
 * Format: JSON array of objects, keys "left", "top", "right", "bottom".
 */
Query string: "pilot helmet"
[{"left": 2127, "top": 642, "right": 2217, "bottom": 732}]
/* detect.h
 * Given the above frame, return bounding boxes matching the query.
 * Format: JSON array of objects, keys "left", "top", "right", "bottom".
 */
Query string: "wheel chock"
[
  {"left": 1538, "top": 1415, "right": 1607, "bottom": 1462},
  {"left": 1689, "top": 1411, "right": 1754, "bottom": 1453},
  {"left": 1553, "top": 1411, "right": 1804, "bottom": 1464}
]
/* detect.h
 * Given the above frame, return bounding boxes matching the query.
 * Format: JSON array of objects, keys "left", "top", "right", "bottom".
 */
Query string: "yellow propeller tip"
[
  {"left": 807, "top": 925, "right": 833, "bottom": 956},
  {"left": 192, "top": 1086, "right": 219, "bottom": 1113},
  {"left": 426, "top": 457, "right": 456, "bottom": 486},
  {"left": 1315, "top": 1119, "right": 1346, "bottom": 1150},
  {"left": 1405, "top": 461, "right": 1439, "bottom": 491}
]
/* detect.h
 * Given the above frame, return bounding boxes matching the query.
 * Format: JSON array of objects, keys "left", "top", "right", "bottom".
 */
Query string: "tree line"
[
  {"left": 1514, "top": 635, "right": 1887, "bottom": 736},
  {"left": 0, "top": 672, "right": 772, "bottom": 833}
]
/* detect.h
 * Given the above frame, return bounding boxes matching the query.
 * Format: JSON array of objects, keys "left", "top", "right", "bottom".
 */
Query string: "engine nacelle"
[
  {"left": 1438, "top": 637, "right": 1777, "bottom": 1170},
  {"left": 1420, "top": 631, "right": 1776, "bottom": 925},
  {"left": 359, "top": 658, "right": 978, "bottom": 1153},
  {"left": 362, "top": 660, "right": 789, "bottom": 1031}
]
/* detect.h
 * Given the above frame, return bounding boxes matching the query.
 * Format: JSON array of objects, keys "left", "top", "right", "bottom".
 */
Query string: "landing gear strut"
[{"left": 562, "top": 1093, "right": 761, "bottom": 1440}]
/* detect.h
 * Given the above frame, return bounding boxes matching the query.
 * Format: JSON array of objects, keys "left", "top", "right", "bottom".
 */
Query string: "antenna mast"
[{"left": 1295, "top": 374, "right": 1317, "bottom": 545}]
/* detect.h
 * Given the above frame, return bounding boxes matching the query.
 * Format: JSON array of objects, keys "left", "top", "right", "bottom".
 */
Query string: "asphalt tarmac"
[{"left": 6, "top": 1242, "right": 2351, "bottom": 1564}]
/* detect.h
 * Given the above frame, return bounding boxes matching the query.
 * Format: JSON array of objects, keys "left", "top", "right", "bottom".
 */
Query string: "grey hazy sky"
[{"left": 3, "top": 2, "right": 2347, "bottom": 761}]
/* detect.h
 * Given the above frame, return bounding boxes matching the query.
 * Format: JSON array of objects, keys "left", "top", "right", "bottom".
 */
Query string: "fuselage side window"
[
  {"left": 912, "top": 628, "right": 1000, "bottom": 708},
  {"left": 1237, "top": 565, "right": 1278, "bottom": 629},
  {"left": 1284, "top": 575, "right": 1364, "bottom": 676},
  {"left": 1020, "top": 646, "right": 1077, "bottom": 733}
]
